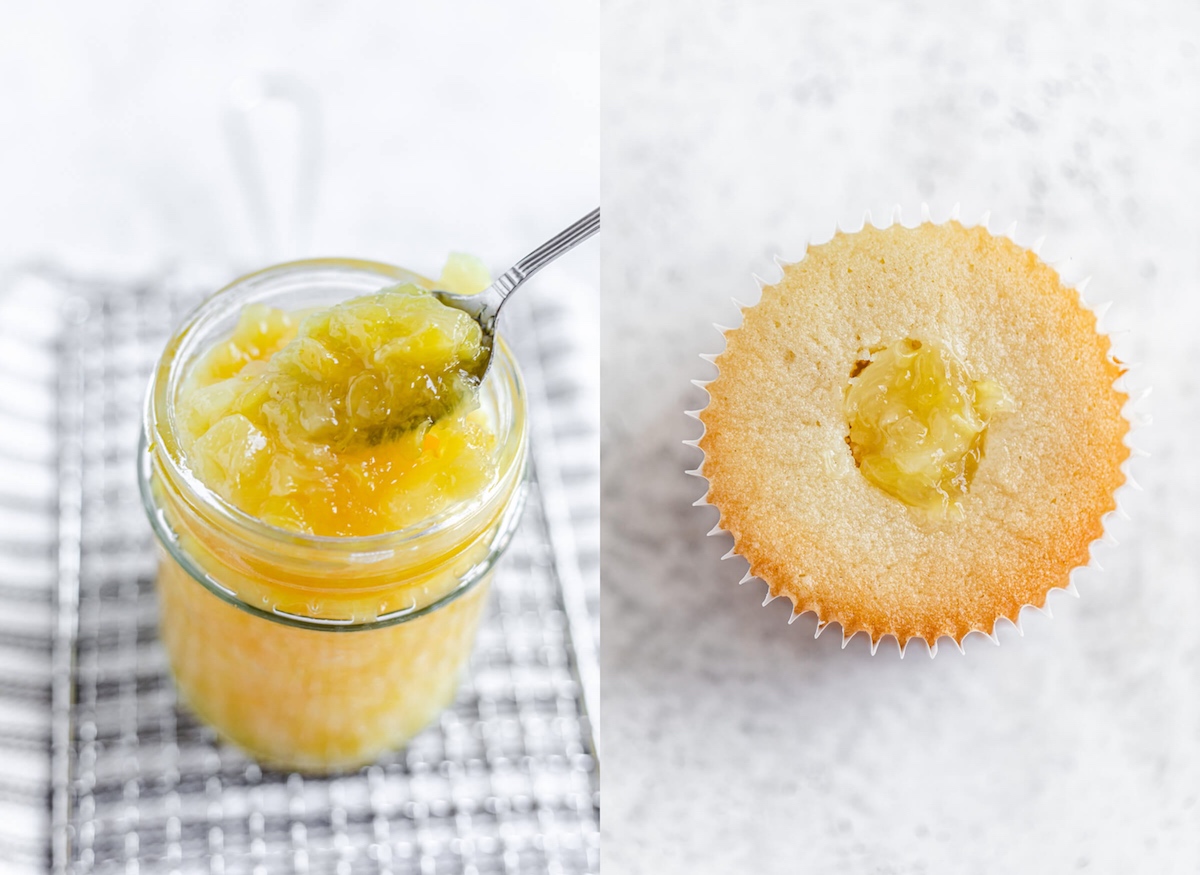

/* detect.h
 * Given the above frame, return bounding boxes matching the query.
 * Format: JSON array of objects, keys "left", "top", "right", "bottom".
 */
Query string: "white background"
[
  {"left": 0, "top": 3, "right": 599, "bottom": 285},
  {"left": 603, "top": 1, "right": 1199, "bottom": 873}
]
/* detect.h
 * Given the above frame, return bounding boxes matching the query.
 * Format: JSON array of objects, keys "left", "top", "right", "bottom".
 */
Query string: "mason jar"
[{"left": 138, "top": 259, "right": 528, "bottom": 773}]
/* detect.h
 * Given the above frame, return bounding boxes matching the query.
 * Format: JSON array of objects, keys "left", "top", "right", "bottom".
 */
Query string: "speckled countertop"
[{"left": 602, "top": 1, "right": 1199, "bottom": 872}]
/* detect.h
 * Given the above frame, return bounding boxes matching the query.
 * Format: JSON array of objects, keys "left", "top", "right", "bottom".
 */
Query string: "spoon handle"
[{"left": 492, "top": 207, "right": 601, "bottom": 297}]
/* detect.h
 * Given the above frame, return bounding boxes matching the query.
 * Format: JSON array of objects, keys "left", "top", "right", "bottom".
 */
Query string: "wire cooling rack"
[{"left": 0, "top": 268, "right": 598, "bottom": 874}]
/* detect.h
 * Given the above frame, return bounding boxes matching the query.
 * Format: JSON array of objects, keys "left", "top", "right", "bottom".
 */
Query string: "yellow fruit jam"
[
  {"left": 147, "top": 256, "right": 527, "bottom": 772},
  {"left": 844, "top": 338, "right": 1013, "bottom": 518},
  {"left": 178, "top": 287, "right": 493, "bottom": 536}
]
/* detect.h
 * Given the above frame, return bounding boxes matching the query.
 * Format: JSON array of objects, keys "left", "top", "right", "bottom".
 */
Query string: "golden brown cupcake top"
[{"left": 696, "top": 221, "right": 1129, "bottom": 650}]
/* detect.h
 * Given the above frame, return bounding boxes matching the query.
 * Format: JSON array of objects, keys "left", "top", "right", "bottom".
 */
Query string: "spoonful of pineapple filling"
[
  {"left": 256, "top": 281, "right": 490, "bottom": 449},
  {"left": 176, "top": 208, "right": 600, "bottom": 536}
]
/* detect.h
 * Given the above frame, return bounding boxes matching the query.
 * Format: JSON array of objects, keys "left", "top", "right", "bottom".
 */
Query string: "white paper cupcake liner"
[{"left": 684, "top": 203, "right": 1148, "bottom": 658}]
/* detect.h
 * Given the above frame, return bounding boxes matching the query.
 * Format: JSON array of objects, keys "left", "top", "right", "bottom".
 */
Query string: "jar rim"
[{"left": 141, "top": 257, "right": 529, "bottom": 557}]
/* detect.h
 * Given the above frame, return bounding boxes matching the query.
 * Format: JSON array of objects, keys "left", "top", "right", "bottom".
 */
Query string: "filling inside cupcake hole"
[{"left": 843, "top": 337, "right": 1014, "bottom": 519}]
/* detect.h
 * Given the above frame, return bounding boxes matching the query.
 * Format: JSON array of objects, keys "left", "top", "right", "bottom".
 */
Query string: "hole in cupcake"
[
  {"left": 843, "top": 337, "right": 1014, "bottom": 519},
  {"left": 784, "top": 349, "right": 796, "bottom": 363}
]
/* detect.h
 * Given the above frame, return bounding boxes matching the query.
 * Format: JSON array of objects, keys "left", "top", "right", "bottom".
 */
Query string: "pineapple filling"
[
  {"left": 176, "top": 255, "right": 499, "bottom": 537},
  {"left": 843, "top": 338, "right": 1013, "bottom": 517}
]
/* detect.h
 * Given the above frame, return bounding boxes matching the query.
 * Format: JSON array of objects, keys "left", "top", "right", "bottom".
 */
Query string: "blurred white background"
[
  {"left": 0, "top": 3, "right": 598, "bottom": 283},
  {"left": 604, "top": 1, "right": 1198, "bottom": 873}
]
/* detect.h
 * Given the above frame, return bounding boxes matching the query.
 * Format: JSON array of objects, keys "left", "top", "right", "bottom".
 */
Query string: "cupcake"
[{"left": 689, "top": 213, "right": 1135, "bottom": 654}]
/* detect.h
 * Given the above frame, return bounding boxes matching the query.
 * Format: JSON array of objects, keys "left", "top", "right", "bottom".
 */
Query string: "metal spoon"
[{"left": 434, "top": 207, "right": 600, "bottom": 381}]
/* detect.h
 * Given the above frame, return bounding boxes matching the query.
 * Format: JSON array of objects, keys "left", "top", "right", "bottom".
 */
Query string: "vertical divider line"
[{"left": 51, "top": 293, "right": 87, "bottom": 874}]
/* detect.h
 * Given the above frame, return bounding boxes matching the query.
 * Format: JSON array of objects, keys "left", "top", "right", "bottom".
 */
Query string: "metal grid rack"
[{"left": 35, "top": 275, "right": 598, "bottom": 874}]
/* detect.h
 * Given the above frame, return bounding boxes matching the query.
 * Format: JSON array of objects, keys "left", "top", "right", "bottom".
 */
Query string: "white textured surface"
[{"left": 603, "top": 1, "right": 1198, "bottom": 873}]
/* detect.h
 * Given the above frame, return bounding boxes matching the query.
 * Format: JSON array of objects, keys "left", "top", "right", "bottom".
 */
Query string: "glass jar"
[{"left": 138, "top": 259, "right": 528, "bottom": 773}]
